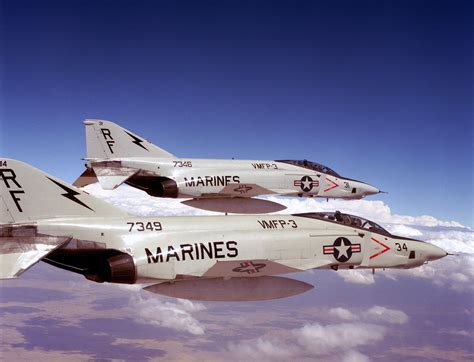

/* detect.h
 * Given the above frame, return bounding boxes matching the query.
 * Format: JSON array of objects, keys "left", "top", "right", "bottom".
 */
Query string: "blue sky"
[{"left": 1, "top": 0, "right": 472, "bottom": 226}]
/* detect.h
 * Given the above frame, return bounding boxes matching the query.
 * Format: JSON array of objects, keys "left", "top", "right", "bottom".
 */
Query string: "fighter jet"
[
  {"left": 74, "top": 120, "right": 381, "bottom": 213},
  {"left": 1, "top": 159, "right": 447, "bottom": 301}
]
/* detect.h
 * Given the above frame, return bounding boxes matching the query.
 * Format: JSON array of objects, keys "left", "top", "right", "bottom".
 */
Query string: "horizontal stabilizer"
[
  {"left": 144, "top": 276, "right": 314, "bottom": 301},
  {"left": 0, "top": 225, "right": 70, "bottom": 279},
  {"left": 182, "top": 197, "right": 286, "bottom": 214},
  {"left": 93, "top": 165, "right": 138, "bottom": 190},
  {"left": 73, "top": 168, "right": 98, "bottom": 187}
]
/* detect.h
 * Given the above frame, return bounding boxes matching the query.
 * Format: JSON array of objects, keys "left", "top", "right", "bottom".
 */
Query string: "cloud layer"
[
  {"left": 131, "top": 295, "right": 206, "bottom": 335},
  {"left": 229, "top": 305, "right": 409, "bottom": 361}
]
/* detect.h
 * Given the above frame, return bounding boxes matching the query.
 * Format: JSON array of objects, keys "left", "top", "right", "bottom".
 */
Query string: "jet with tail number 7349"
[
  {"left": 74, "top": 120, "right": 381, "bottom": 214},
  {"left": 1, "top": 159, "right": 447, "bottom": 301}
]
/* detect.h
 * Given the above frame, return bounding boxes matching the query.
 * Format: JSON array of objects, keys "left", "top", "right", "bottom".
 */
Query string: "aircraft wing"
[
  {"left": 217, "top": 183, "right": 275, "bottom": 197},
  {"left": 181, "top": 183, "right": 288, "bottom": 214},
  {"left": 169, "top": 258, "right": 332, "bottom": 280},
  {"left": 277, "top": 258, "right": 334, "bottom": 271},
  {"left": 202, "top": 259, "right": 301, "bottom": 278},
  {"left": 141, "top": 257, "right": 330, "bottom": 301}
]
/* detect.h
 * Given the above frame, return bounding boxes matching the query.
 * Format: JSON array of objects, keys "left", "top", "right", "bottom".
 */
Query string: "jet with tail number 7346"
[
  {"left": 1, "top": 159, "right": 447, "bottom": 301},
  {"left": 74, "top": 120, "right": 381, "bottom": 214}
]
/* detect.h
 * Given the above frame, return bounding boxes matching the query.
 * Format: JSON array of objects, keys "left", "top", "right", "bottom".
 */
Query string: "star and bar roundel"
[
  {"left": 294, "top": 176, "right": 319, "bottom": 192},
  {"left": 323, "top": 237, "right": 361, "bottom": 263},
  {"left": 232, "top": 261, "right": 266, "bottom": 274}
]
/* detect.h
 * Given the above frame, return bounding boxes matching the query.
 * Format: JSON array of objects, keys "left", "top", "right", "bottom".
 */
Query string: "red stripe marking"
[
  {"left": 369, "top": 237, "right": 391, "bottom": 259},
  {"left": 324, "top": 178, "right": 338, "bottom": 192}
]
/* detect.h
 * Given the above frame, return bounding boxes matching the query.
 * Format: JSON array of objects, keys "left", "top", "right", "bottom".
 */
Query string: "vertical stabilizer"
[
  {"left": 84, "top": 119, "right": 175, "bottom": 159},
  {"left": 0, "top": 158, "right": 127, "bottom": 223}
]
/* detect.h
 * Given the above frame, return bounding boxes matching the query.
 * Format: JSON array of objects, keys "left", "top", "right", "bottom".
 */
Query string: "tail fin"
[
  {"left": 84, "top": 119, "right": 175, "bottom": 159},
  {"left": 0, "top": 159, "right": 127, "bottom": 223},
  {"left": 0, "top": 159, "right": 129, "bottom": 279}
]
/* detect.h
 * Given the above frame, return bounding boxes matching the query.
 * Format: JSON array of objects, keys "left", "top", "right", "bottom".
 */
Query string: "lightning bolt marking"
[
  {"left": 46, "top": 177, "right": 94, "bottom": 211},
  {"left": 125, "top": 131, "right": 149, "bottom": 151}
]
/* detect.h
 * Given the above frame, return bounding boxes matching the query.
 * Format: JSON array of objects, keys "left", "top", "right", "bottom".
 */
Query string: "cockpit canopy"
[
  {"left": 276, "top": 159, "right": 340, "bottom": 177},
  {"left": 296, "top": 211, "right": 391, "bottom": 236}
]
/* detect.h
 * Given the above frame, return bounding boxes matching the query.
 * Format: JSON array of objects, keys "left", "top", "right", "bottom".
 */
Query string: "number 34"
[{"left": 395, "top": 242, "right": 408, "bottom": 252}]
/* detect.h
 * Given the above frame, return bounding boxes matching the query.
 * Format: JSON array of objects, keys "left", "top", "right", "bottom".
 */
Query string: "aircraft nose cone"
[
  {"left": 361, "top": 183, "right": 380, "bottom": 196},
  {"left": 425, "top": 244, "right": 448, "bottom": 261}
]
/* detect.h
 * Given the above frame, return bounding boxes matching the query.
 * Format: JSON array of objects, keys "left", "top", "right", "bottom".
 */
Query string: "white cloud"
[
  {"left": 328, "top": 305, "right": 409, "bottom": 324},
  {"left": 385, "top": 224, "right": 423, "bottom": 237},
  {"left": 423, "top": 230, "right": 474, "bottom": 255},
  {"left": 229, "top": 319, "right": 391, "bottom": 361},
  {"left": 267, "top": 196, "right": 466, "bottom": 228},
  {"left": 130, "top": 295, "right": 206, "bottom": 335},
  {"left": 113, "top": 284, "right": 143, "bottom": 292},
  {"left": 342, "top": 350, "right": 371, "bottom": 362},
  {"left": 329, "top": 307, "right": 358, "bottom": 321},
  {"left": 84, "top": 184, "right": 214, "bottom": 217},
  {"left": 440, "top": 329, "right": 471, "bottom": 338},
  {"left": 328, "top": 306, "right": 408, "bottom": 325},
  {"left": 228, "top": 337, "right": 296, "bottom": 360},
  {"left": 391, "top": 214, "right": 465, "bottom": 228},
  {"left": 294, "top": 322, "right": 386, "bottom": 355},
  {"left": 363, "top": 306, "right": 409, "bottom": 325},
  {"left": 337, "top": 270, "right": 375, "bottom": 285},
  {"left": 384, "top": 253, "right": 474, "bottom": 292}
]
